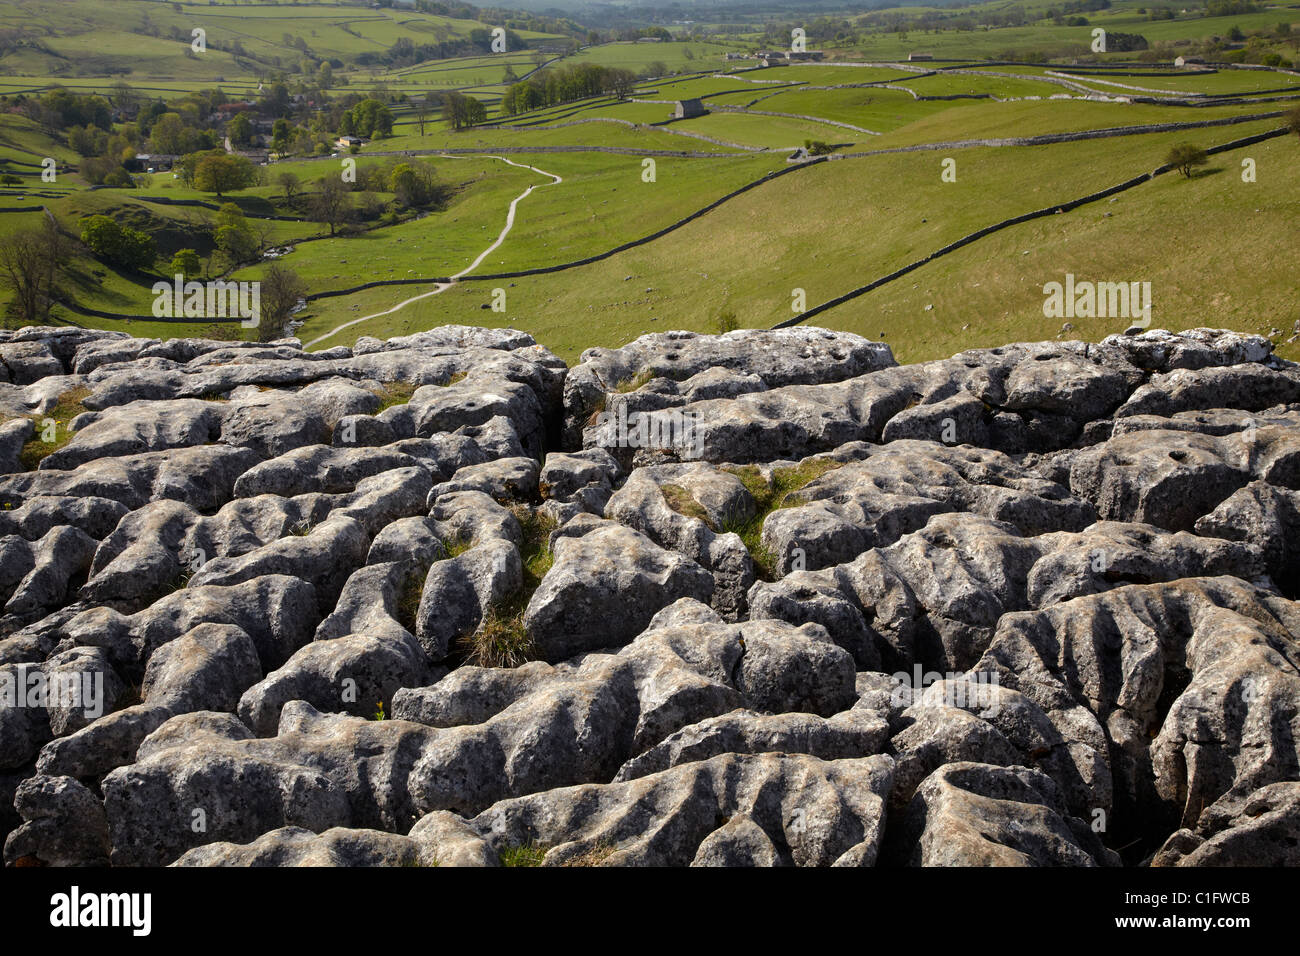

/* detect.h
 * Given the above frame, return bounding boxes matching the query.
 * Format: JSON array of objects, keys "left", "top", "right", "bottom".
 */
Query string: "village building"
[{"left": 126, "top": 153, "right": 177, "bottom": 173}]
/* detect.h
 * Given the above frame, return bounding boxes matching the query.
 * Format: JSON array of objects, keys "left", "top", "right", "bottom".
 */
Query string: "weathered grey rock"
[
  {"left": 892, "top": 762, "right": 1117, "bottom": 866},
  {"left": 332, "top": 413, "right": 396, "bottom": 448},
  {"left": 380, "top": 378, "right": 548, "bottom": 457},
  {"left": 0, "top": 663, "right": 52, "bottom": 769},
  {"left": 172, "top": 824, "right": 441, "bottom": 867},
  {"left": 414, "top": 538, "right": 521, "bottom": 662},
  {"left": 1111, "top": 404, "right": 1300, "bottom": 438},
  {"left": 92, "top": 613, "right": 836, "bottom": 853},
  {"left": 35, "top": 624, "right": 261, "bottom": 781},
  {"left": 750, "top": 512, "right": 1267, "bottom": 673},
  {"left": 427, "top": 490, "right": 521, "bottom": 549},
  {"left": 187, "top": 515, "right": 369, "bottom": 616},
  {"left": 1100, "top": 327, "right": 1273, "bottom": 372},
  {"left": 975, "top": 577, "right": 1300, "bottom": 847},
  {"left": 455, "top": 752, "right": 895, "bottom": 867},
  {"left": 2, "top": 774, "right": 110, "bottom": 866},
  {"left": 220, "top": 380, "right": 380, "bottom": 458},
  {"left": 142, "top": 623, "right": 262, "bottom": 714},
  {"left": 239, "top": 629, "right": 435, "bottom": 737},
  {"left": 881, "top": 392, "right": 989, "bottom": 445},
  {"left": 3, "top": 323, "right": 1298, "bottom": 869},
  {"left": 758, "top": 441, "right": 1094, "bottom": 575},
  {"left": 615, "top": 706, "right": 887, "bottom": 781},
  {"left": 1152, "top": 782, "right": 1300, "bottom": 866},
  {"left": 40, "top": 644, "right": 122, "bottom": 736},
  {"left": 603, "top": 464, "right": 755, "bottom": 618},
  {"left": 0, "top": 445, "right": 261, "bottom": 512},
  {"left": 1195, "top": 480, "right": 1300, "bottom": 596},
  {"left": 80, "top": 500, "right": 196, "bottom": 610},
  {"left": 1116, "top": 364, "right": 1300, "bottom": 420},
  {"left": 101, "top": 706, "right": 357, "bottom": 865},
  {"left": 61, "top": 573, "right": 317, "bottom": 679},
  {"left": 539, "top": 448, "right": 621, "bottom": 503},
  {"left": 2, "top": 525, "right": 97, "bottom": 620},
  {"left": 0, "top": 341, "right": 64, "bottom": 384},
  {"left": 524, "top": 517, "right": 714, "bottom": 661},
  {"left": 396, "top": 614, "right": 856, "bottom": 814},
  {"left": 41, "top": 399, "right": 224, "bottom": 470},
  {"left": 0, "top": 417, "right": 34, "bottom": 474},
  {"left": 564, "top": 328, "right": 897, "bottom": 447},
  {"left": 0, "top": 495, "right": 128, "bottom": 542},
  {"left": 1069, "top": 429, "right": 1253, "bottom": 531},
  {"left": 428, "top": 456, "right": 539, "bottom": 504},
  {"left": 240, "top": 561, "right": 438, "bottom": 735},
  {"left": 365, "top": 516, "right": 445, "bottom": 569},
  {"left": 579, "top": 338, "right": 1156, "bottom": 463},
  {"left": 232, "top": 444, "right": 420, "bottom": 499}
]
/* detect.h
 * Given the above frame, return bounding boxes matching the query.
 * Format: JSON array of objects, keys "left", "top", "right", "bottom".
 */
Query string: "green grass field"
[{"left": 290, "top": 119, "right": 1294, "bottom": 361}]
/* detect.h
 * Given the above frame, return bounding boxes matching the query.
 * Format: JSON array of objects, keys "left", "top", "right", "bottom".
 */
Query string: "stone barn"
[{"left": 673, "top": 98, "right": 707, "bottom": 119}]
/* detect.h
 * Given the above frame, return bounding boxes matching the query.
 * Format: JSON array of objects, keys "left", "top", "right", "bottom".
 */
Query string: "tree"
[
  {"left": 310, "top": 176, "right": 351, "bottom": 236},
  {"left": 227, "top": 112, "right": 253, "bottom": 146},
  {"left": 413, "top": 96, "right": 432, "bottom": 137},
  {"left": 193, "top": 153, "right": 257, "bottom": 198},
  {"left": 1166, "top": 142, "right": 1208, "bottom": 178},
  {"left": 257, "top": 263, "right": 307, "bottom": 341},
  {"left": 277, "top": 171, "right": 301, "bottom": 200},
  {"left": 213, "top": 202, "right": 259, "bottom": 264},
  {"left": 176, "top": 148, "right": 224, "bottom": 187},
  {"left": 387, "top": 161, "right": 446, "bottom": 209},
  {"left": 79, "top": 215, "right": 155, "bottom": 271},
  {"left": 149, "top": 112, "right": 187, "bottom": 154},
  {"left": 389, "top": 162, "right": 420, "bottom": 208},
  {"left": 0, "top": 217, "right": 63, "bottom": 327},
  {"left": 168, "top": 248, "right": 202, "bottom": 280},
  {"left": 1288, "top": 104, "right": 1300, "bottom": 140},
  {"left": 605, "top": 68, "right": 637, "bottom": 100}
]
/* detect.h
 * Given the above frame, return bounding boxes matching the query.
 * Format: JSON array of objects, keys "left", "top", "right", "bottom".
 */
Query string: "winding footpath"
[{"left": 304, "top": 155, "right": 562, "bottom": 348}]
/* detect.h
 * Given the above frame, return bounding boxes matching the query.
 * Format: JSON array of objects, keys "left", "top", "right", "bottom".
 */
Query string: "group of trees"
[
  {"left": 338, "top": 98, "right": 394, "bottom": 138},
  {"left": 0, "top": 212, "right": 306, "bottom": 338},
  {"left": 1206, "top": 0, "right": 1262, "bottom": 15},
  {"left": 305, "top": 157, "right": 450, "bottom": 234},
  {"left": 441, "top": 91, "right": 488, "bottom": 130},
  {"left": 499, "top": 63, "right": 638, "bottom": 117},
  {"left": 79, "top": 215, "right": 155, "bottom": 271}
]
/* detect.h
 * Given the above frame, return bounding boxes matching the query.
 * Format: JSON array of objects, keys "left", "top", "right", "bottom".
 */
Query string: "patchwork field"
[{"left": 0, "top": 0, "right": 1295, "bottom": 364}]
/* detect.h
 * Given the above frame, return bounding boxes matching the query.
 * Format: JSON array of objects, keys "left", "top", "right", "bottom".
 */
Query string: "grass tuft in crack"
[
  {"left": 499, "top": 842, "right": 546, "bottom": 867},
  {"left": 458, "top": 507, "right": 557, "bottom": 669},
  {"left": 720, "top": 458, "right": 843, "bottom": 580},
  {"left": 18, "top": 387, "right": 90, "bottom": 470},
  {"left": 660, "top": 483, "right": 716, "bottom": 530},
  {"left": 614, "top": 367, "right": 659, "bottom": 393},
  {"left": 371, "top": 381, "right": 417, "bottom": 412}
]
